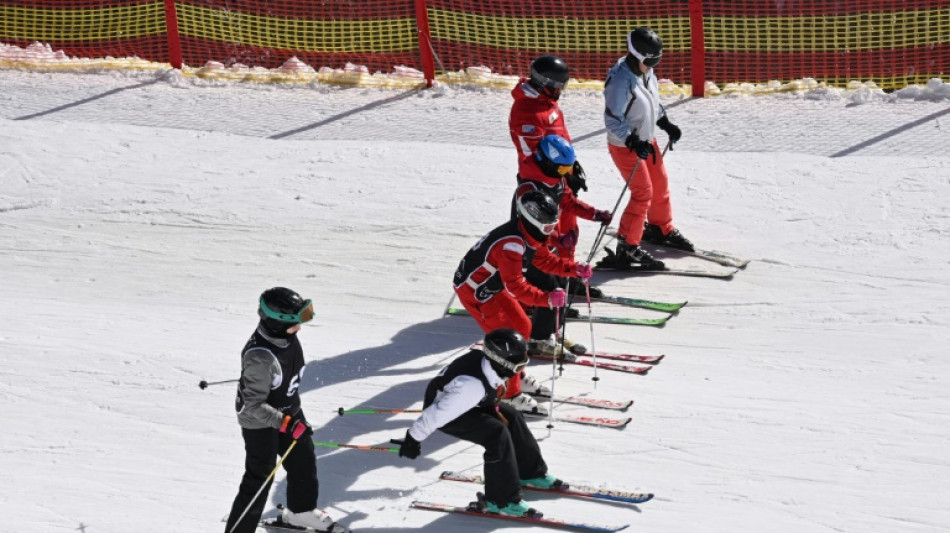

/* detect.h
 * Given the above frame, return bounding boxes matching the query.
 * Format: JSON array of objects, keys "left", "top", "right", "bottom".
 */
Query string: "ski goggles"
[
  {"left": 484, "top": 346, "right": 529, "bottom": 374},
  {"left": 530, "top": 69, "right": 568, "bottom": 92},
  {"left": 540, "top": 220, "right": 559, "bottom": 235},
  {"left": 259, "top": 298, "right": 315, "bottom": 324},
  {"left": 556, "top": 164, "right": 574, "bottom": 176},
  {"left": 628, "top": 46, "right": 662, "bottom": 68}
]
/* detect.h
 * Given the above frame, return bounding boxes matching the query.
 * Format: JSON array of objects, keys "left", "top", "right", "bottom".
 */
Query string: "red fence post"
[
  {"left": 163, "top": 0, "right": 183, "bottom": 69},
  {"left": 688, "top": 0, "right": 705, "bottom": 97},
  {"left": 414, "top": 0, "right": 435, "bottom": 87}
]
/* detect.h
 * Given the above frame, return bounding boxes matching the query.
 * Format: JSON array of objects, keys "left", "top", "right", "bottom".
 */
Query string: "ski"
[
  {"left": 221, "top": 507, "right": 351, "bottom": 533},
  {"left": 411, "top": 495, "right": 629, "bottom": 532},
  {"left": 606, "top": 227, "right": 750, "bottom": 268},
  {"left": 447, "top": 306, "right": 670, "bottom": 327},
  {"left": 528, "top": 393, "right": 633, "bottom": 412},
  {"left": 473, "top": 341, "right": 664, "bottom": 365},
  {"left": 594, "top": 248, "right": 738, "bottom": 278},
  {"left": 530, "top": 354, "right": 652, "bottom": 375},
  {"left": 440, "top": 471, "right": 654, "bottom": 505},
  {"left": 591, "top": 294, "right": 687, "bottom": 312},
  {"left": 257, "top": 518, "right": 349, "bottom": 533},
  {"left": 562, "top": 350, "right": 664, "bottom": 364},
  {"left": 522, "top": 410, "right": 631, "bottom": 429},
  {"left": 644, "top": 244, "right": 750, "bottom": 268}
]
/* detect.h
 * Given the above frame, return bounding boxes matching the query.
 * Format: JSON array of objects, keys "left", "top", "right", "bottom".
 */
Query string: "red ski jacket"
[{"left": 508, "top": 79, "right": 571, "bottom": 158}]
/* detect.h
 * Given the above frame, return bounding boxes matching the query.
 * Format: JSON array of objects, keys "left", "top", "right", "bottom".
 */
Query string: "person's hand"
[
  {"left": 625, "top": 133, "right": 655, "bottom": 160},
  {"left": 556, "top": 228, "right": 578, "bottom": 249},
  {"left": 656, "top": 115, "right": 681, "bottom": 147},
  {"left": 575, "top": 263, "right": 593, "bottom": 280},
  {"left": 548, "top": 288, "right": 567, "bottom": 308},
  {"left": 397, "top": 431, "right": 421, "bottom": 459},
  {"left": 593, "top": 210, "right": 612, "bottom": 225},
  {"left": 280, "top": 413, "right": 311, "bottom": 440},
  {"left": 565, "top": 161, "right": 588, "bottom": 195}
]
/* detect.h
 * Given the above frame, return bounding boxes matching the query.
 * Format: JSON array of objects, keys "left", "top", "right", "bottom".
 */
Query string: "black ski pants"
[
  {"left": 525, "top": 266, "right": 567, "bottom": 341},
  {"left": 224, "top": 425, "right": 318, "bottom": 533},
  {"left": 438, "top": 402, "right": 547, "bottom": 506}
]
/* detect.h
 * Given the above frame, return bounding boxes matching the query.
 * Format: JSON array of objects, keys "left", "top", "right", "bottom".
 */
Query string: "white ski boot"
[
  {"left": 501, "top": 393, "right": 549, "bottom": 416},
  {"left": 520, "top": 373, "right": 552, "bottom": 396},
  {"left": 280, "top": 507, "right": 348, "bottom": 533}
]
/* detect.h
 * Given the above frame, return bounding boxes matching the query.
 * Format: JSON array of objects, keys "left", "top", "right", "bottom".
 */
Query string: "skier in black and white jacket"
[
  {"left": 224, "top": 287, "right": 347, "bottom": 533},
  {"left": 395, "top": 329, "right": 563, "bottom": 518}
]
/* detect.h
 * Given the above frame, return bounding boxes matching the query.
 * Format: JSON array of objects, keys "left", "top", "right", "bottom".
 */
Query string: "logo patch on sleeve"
[{"left": 522, "top": 125, "right": 536, "bottom": 133}]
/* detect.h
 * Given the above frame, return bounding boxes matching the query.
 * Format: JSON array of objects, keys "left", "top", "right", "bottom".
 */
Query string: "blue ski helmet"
[{"left": 535, "top": 135, "right": 576, "bottom": 178}]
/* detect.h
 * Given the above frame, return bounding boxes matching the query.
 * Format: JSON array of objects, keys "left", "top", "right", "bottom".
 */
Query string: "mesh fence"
[{"left": 1, "top": 0, "right": 947, "bottom": 91}]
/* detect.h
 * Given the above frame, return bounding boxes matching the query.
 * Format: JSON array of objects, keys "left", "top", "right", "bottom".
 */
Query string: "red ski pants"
[
  {"left": 608, "top": 140, "right": 674, "bottom": 245},
  {"left": 455, "top": 287, "right": 531, "bottom": 397}
]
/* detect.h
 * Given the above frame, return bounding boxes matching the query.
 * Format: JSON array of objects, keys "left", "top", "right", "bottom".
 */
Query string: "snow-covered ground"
[{"left": 1, "top": 68, "right": 949, "bottom": 533}]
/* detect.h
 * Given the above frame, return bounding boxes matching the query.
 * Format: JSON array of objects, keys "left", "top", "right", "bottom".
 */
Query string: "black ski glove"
[
  {"left": 624, "top": 133, "right": 655, "bottom": 162},
  {"left": 656, "top": 115, "right": 681, "bottom": 148},
  {"left": 397, "top": 430, "right": 422, "bottom": 459},
  {"left": 565, "top": 160, "right": 588, "bottom": 195}
]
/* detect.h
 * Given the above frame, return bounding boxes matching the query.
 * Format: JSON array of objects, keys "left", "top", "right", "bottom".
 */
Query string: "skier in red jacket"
[
  {"left": 508, "top": 55, "right": 594, "bottom": 266},
  {"left": 453, "top": 190, "right": 593, "bottom": 413}
]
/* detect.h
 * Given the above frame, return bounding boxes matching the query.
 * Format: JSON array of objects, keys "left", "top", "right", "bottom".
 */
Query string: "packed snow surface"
[{"left": 1, "top": 68, "right": 949, "bottom": 533}]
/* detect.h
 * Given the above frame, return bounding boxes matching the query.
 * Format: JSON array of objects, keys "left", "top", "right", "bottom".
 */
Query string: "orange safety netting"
[{"left": 1, "top": 0, "right": 947, "bottom": 91}]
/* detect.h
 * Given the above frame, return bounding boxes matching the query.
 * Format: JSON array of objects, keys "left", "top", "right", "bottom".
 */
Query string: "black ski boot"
[
  {"left": 567, "top": 278, "right": 603, "bottom": 299},
  {"left": 643, "top": 223, "right": 695, "bottom": 252},
  {"left": 616, "top": 240, "right": 665, "bottom": 270}
]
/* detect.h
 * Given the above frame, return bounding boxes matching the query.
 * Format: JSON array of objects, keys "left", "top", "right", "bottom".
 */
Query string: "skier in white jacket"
[{"left": 603, "top": 27, "right": 694, "bottom": 271}]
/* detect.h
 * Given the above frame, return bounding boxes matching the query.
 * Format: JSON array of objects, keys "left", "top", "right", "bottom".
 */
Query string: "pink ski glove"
[
  {"left": 575, "top": 263, "right": 593, "bottom": 280},
  {"left": 280, "top": 415, "right": 311, "bottom": 440},
  {"left": 548, "top": 288, "right": 567, "bottom": 308}
]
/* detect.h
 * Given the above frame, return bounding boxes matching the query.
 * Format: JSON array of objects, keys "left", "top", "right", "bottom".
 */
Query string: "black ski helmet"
[
  {"left": 517, "top": 189, "right": 560, "bottom": 242},
  {"left": 627, "top": 27, "right": 663, "bottom": 68},
  {"left": 258, "top": 287, "right": 314, "bottom": 337},
  {"left": 529, "top": 55, "right": 570, "bottom": 100},
  {"left": 482, "top": 328, "right": 529, "bottom": 378}
]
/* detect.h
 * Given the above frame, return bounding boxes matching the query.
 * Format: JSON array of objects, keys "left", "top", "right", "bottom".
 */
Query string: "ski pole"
[
  {"left": 584, "top": 279, "right": 600, "bottom": 387},
  {"left": 547, "top": 304, "right": 560, "bottom": 433},
  {"left": 228, "top": 439, "right": 299, "bottom": 533},
  {"left": 584, "top": 157, "right": 642, "bottom": 265},
  {"left": 337, "top": 407, "right": 422, "bottom": 416},
  {"left": 313, "top": 441, "right": 400, "bottom": 453},
  {"left": 198, "top": 378, "right": 238, "bottom": 389},
  {"left": 583, "top": 139, "right": 670, "bottom": 265},
  {"left": 560, "top": 155, "right": 645, "bottom": 331}
]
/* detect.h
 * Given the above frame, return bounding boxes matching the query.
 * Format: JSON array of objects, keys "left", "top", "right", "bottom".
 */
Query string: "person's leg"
[
  {"left": 280, "top": 428, "right": 318, "bottom": 513},
  {"left": 224, "top": 428, "right": 278, "bottom": 533},
  {"left": 440, "top": 410, "right": 523, "bottom": 506},
  {"left": 457, "top": 290, "right": 531, "bottom": 337},
  {"left": 497, "top": 403, "right": 548, "bottom": 480},
  {"left": 644, "top": 139, "right": 674, "bottom": 234},
  {"left": 525, "top": 271, "right": 560, "bottom": 343},
  {"left": 608, "top": 143, "right": 653, "bottom": 246}
]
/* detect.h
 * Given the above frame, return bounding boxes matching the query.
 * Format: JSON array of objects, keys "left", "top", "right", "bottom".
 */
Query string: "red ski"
[{"left": 530, "top": 355, "right": 652, "bottom": 375}]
